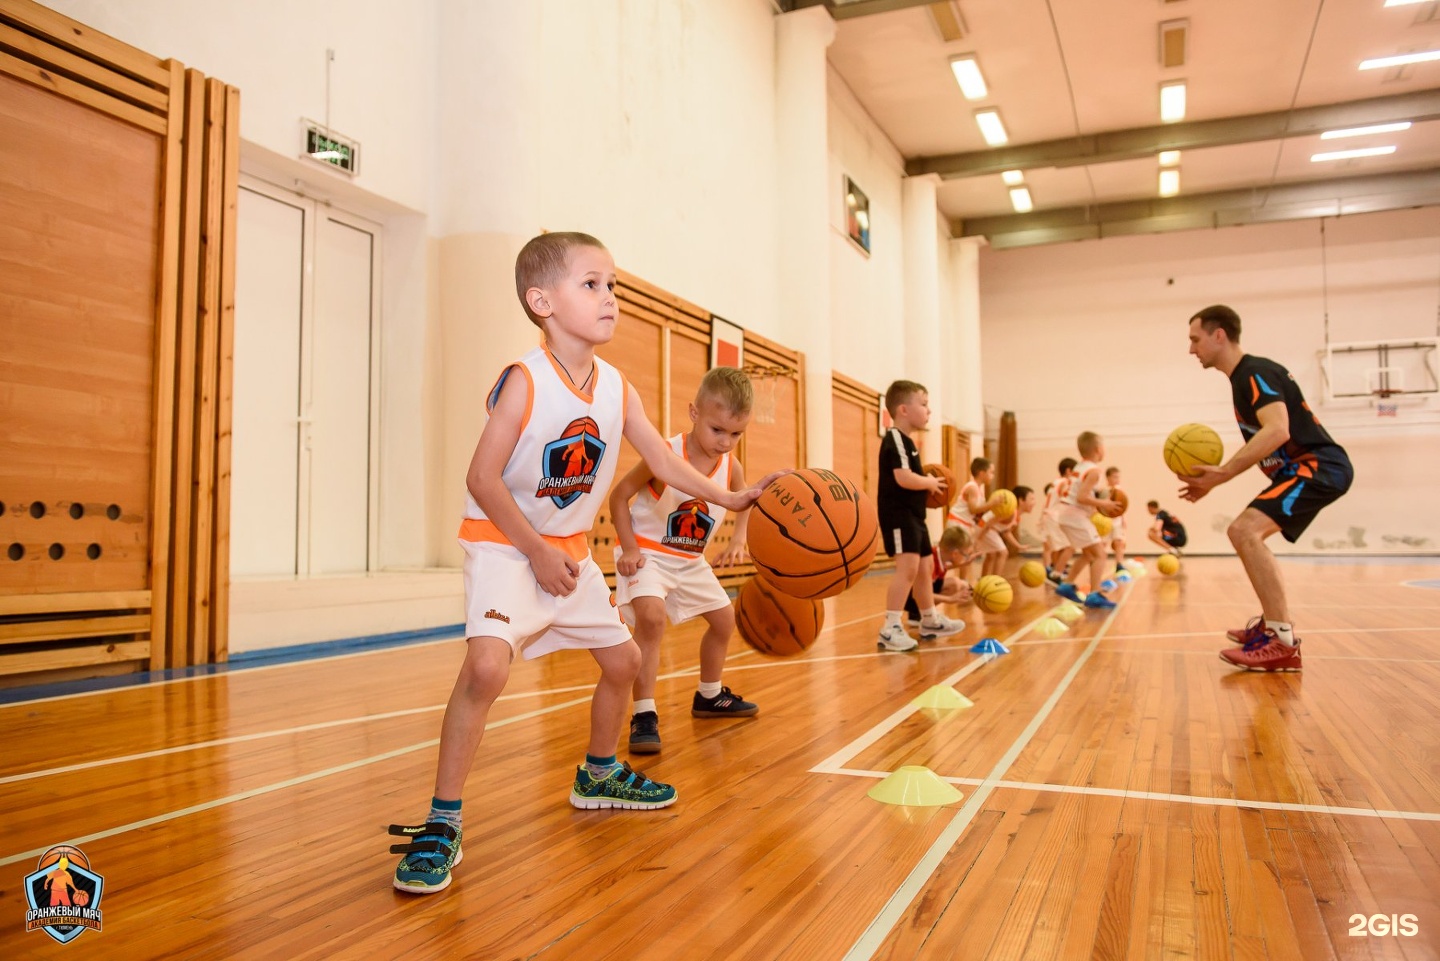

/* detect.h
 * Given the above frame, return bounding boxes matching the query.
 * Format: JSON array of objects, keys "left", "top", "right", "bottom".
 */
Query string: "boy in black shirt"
[
  {"left": 876, "top": 380, "right": 965, "bottom": 652},
  {"left": 1181, "top": 304, "right": 1353, "bottom": 672},
  {"left": 1145, "top": 501, "right": 1187, "bottom": 554}
]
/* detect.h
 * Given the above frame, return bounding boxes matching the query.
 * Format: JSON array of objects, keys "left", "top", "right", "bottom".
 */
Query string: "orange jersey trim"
[
  {"left": 457, "top": 518, "right": 589, "bottom": 561},
  {"left": 542, "top": 345, "right": 596, "bottom": 405},
  {"left": 485, "top": 363, "right": 535, "bottom": 435}
]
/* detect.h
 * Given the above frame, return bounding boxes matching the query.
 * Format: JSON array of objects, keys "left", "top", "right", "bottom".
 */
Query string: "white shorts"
[
  {"left": 460, "top": 539, "right": 630, "bottom": 660},
  {"left": 1059, "top": 513, "right": 1100, "bottom": 550},
  {"left": 613, "top": 548, "right": 732, "bottom": 625},
  {"left": 979, "top": 527, "right": 1006, "bottom": 555},
  {"left": 1041, "top": 513, "right": 1066, "bottom": 547},
  {"left": 1109, "top": 517, "right": 1126, "bottom": 542}
]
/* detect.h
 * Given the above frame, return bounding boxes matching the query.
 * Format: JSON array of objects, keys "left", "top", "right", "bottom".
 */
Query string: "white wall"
[{"left": 980, "top": 208, "right": 1440, "bottom": 554}]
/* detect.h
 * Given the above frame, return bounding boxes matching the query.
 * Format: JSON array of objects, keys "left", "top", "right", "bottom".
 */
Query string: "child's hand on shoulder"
[
  {"left": 616, "top": 547, "right": 645, "bottom": 577},
  {"left": 711, "top": 542, "right": 749, "bottom": 568},
  {"left": 529, "top": 544, "right": 580, "bottom": 596}
]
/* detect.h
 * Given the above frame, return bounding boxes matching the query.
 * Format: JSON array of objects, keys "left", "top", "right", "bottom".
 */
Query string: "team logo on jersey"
[
  {"left": 24, "top": 845, "right": 104, "bottom": 944},
  {"left": 538, "top": 417, "right": 606, "bottom": 508},
  {"left": 662, "top": 499, "right": 715, "bottom": 553}
]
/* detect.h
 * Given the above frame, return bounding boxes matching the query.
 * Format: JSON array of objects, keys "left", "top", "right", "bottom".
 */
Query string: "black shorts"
[
  {"left": 880, "top": 513, "right": 932, "bottom": 558},
  {"left": 1162, "top": 528, "right": 1187, "bottom": 548},
  {"left": 1249, "top": 457, "right": 1354, "bottom": 543}
]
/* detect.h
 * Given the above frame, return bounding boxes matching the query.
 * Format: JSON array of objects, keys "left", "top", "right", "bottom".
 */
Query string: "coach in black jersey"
[{"left": 1181, "top": 304, "right": 1354, "bottom": 673}]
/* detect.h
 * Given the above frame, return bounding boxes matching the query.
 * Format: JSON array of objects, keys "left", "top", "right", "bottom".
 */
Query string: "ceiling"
[{"left": 802, "top": 0, "right": 1440, "bottom": 246}]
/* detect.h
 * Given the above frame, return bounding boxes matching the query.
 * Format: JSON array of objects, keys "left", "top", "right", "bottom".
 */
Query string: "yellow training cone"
[
  {"left": 867, "top": 765, "right": 964, "bottom": 806},
  {"left": 1034, "top": 617, "right": 1068, "bottom": 639},
  {"left": 1053, "top": 603, "right": 1083, "bottom": 624},
  {"left": 910, "top": 685, "right": 975, "bottom": 710}
]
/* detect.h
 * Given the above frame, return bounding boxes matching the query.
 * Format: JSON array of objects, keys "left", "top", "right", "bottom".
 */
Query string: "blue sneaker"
[
  {"left": 1055, "top": 582, "right": 1083, "bottom": 603},
  {"left": 390, "top": 820, "right": 463, "bottom": 894},
  {"left": 570, "top": 762, "right": 677, "bottom": 810},
  {"left": 1084, "top": 592, "right": 1116, "bottom": 610}
]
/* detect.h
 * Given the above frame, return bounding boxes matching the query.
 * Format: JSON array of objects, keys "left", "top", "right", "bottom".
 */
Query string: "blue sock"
[
  {"left": 584, "top": 753, "right": 621, "bottom": 778},
  {"left": 428, "top": 796, "right": 462, "bottom": 830}
]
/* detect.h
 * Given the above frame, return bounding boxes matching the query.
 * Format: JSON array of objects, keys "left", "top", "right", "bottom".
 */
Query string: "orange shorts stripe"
[
  {"left": 457, "top": 518, "right": 589, "bottom": 561},
  {"left": 1254, "top": 477, "right": 1298, "bottom": 501}
]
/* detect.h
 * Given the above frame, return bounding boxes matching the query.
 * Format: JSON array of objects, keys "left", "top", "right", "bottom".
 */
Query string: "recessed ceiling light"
[
  {"left": 1160, "top": 82, "right": 1186, "bottom": 123},
  {"left": 1360, "top": 49, "right": 1440, "bottom": 70},
  {"left": 1158, "top": 150, "right": 1181, "bottom": 167},
  {"left": 1311, "top": 145, "right": 1397, "bottom": 162},
  {"left": 1321, "top": 121, "right": 1412, "bottom": 139},
  {"left": 949, "top": 56, "right": 988, "bottom": 100},
  {"left": 975, "top": 109, "right": 1008, "bottom": 146},
  {"left": 1384, "top": 0, "right": 1431, "bottom": 7},
  {"left": 1009, "top": 186, "right": 1033, "bottom": 213},
  {"left": 1001, "top": 169, "right": 1024, "bottom": 186},
  {"left": 1158, "top": 168, "right": 1180, "bottom": 197}
]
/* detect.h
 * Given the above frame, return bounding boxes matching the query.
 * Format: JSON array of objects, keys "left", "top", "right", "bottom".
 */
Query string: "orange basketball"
[
  {"left": 37, "top": 845, "right": 89, "bottom": 871},
  {"left": 747, "top": 469, "right": 879, "bottom": 599},
  {"left": 734, "top": 576, "right": 824, "bottom": 657},
  {"left": 922, "top": 463, "right": 956, "bottom": 510},
  {"left": 1109, "top": 489, "right": 1129, "bottom": 514}
]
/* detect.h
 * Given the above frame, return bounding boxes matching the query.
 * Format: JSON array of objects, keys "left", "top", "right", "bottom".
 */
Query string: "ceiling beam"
[
  {"left": 909, "top": 88, "right": 1440, "bottom": 179},
  {"left": 788, "top": 0, "right": 941, "bottom": 19},
  {"left": 956, "top": 168, "right": 1440, "bottom": 249}
]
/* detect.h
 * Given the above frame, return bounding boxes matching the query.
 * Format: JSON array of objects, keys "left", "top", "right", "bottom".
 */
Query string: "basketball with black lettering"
[{"left": 747, "top": 468, "right": 879, "bottom": 599}]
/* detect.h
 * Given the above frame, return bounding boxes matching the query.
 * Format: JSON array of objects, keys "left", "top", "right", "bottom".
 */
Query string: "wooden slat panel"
[
  {"left": 832, "top": 369, "right": 880, "bottom": 410},
  {"left": 0, "top": 0, "right": 170, "bottom": 87},
  {"left": 0, "top": 22, "right": 167, "bottom": 110},
  {"left": 0, "top": 613, "right": 150, "bottom": 645},
  {"left": 668, "top": 333, "right": 709, "bottom": 446},
  {"left": 210, "top": 84, "right": 239, "bottom": 663},
  {"left": 832, "top": 394, "right": 868, "bottom": 497},
  {"left": 0, "top": 638, "right": 148, "bottom": 675},
  {"left": 0, "top": 590, "right": 150, "bottom": 617},
  {"left": 615, "top": 267, "right": 709, "bottom": 326},
  {"left": 592, "top": 310, "right": 664, "bottom": 575},
  {"left": 0, "top": 48, "right": 164, "bottom": 132}
]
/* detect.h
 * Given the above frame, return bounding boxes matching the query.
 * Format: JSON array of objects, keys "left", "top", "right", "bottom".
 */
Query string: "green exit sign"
[{"left": 302, "top": 122, "right": 359, "bottom": 176}]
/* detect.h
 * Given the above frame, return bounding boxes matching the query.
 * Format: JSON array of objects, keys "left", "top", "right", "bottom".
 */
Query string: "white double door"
[{"left": 231, "top": 177, "right": 380, "bottom": 577}]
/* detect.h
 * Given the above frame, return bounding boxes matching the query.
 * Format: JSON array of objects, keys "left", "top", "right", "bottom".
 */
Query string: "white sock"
[
  {"left": 633, "top": 698, "right": 657, "bottom": 714},
  {"left": 920, "top": 607, "right": 940, "bottom": 625},
  {"left": 884, "top": 610, "right": 903, "bottom": 629},
  {"left": 1266, "top": 620, "right": 1295, "bottom": 646},
  {"left": 697, "top": 681, "right": 722, "bottom": 699}
]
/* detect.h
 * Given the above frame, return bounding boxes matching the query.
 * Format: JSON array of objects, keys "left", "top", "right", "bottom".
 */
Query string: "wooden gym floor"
[{"left": 1, "top": 556, "right": 1437, "bottom": 960}]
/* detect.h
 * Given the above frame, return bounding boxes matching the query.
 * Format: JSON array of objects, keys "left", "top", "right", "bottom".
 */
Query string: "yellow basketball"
[
  {"left": 991, "top": 489, "right": 1017, "bottom": 521},
  {"left": 1091, "top": 513, "right": 1113, "bottom": 537},
  {"left": 974, "top": 574, "right": 1013, "bottom": 613},
  {"left": 1018, "top": 560, "right": 1046, "bottom": 588},
  {"left": 1163, "top": 423, "right": 1224, "bottom": 477},
  {"left": 1157, "top": 553, "right": 1180, "bottom": 575}
]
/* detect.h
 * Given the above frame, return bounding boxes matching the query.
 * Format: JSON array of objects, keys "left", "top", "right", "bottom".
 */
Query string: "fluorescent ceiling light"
[
  {"left": 1160, "top": 82, "right": 1186, "bottom": 123},
  {"left": 1311, "top": 145, "right": 1397, "bottom": 162},
  {"left": 1158, "top": 150, "right": 1181, "bottom": 167},
  {"left": 1158, "top": 168, "right": 1180, "bottom": 197},
  {"left": 1001, "top": 169, "right": 1024, "bottom": 186},
  {"left": 1009, "top": 186, "right": 1033, "bottom": 213},
  {"left": 1321, "top": 121, "right": 1412, "bottom": 139},
  {"left": 1384, "top": 0, "right": 1431, "bottom": 7},
  {"left": 1360, "top": 50, "right": 1440, "bottom": 70},
  {"left": 975, "top": 109, "right": 1008, "bottom": 146},
  {"left": 949, "top": 56, "right": 988, "bottom": 100}
]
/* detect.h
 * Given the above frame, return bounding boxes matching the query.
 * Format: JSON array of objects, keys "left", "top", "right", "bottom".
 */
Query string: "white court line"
[
  {"left": 0, "top": 693, "right": 595, "bottom": 869},
  {"left": 818, "top": 767, "right": 1440, "bottom": 823},
  {"left": 842, "top": 589, "right": 1129, "bottom": 961}
]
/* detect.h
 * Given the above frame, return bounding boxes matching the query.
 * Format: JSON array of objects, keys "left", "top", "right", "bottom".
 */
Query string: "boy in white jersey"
[
  {"left": 976, "top": 485, "right": 1035, "bottom": 578},
  {"left": 610, "top": 367, "right": 759, "bottom": 755},
  {"left": 1102, "top": 466, "right": 1129, "bottom": 573},
  {"left": 1055, "top": 431, "right": 1124, "bottom": 610},
  {"left": 1041, "top": 458, "right": 1077, "bottom": 581},
  {"left": 389, "top": 233, "right": 777, "bottom": 895},
  {"left": 947, "top": 457, "right": 1006, "bottom": 583}
]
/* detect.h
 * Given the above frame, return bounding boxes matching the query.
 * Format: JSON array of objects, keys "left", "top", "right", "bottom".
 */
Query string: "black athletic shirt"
[
  {"left": 1229, "top": 354, "right": 1349, "bottom": 481},
  {"left": 1155, "top": 510, "right": 1184, "bottom": 537},
  {"left": 877, "top": 428, "right": 927, "bottom": 520}
]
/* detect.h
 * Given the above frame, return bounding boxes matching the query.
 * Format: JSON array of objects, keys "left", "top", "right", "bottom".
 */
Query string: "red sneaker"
[
  {"left": 1226, "top": 615, "right": 1266, "bottom": 645},
  {"left": 1219, "top": 633, "right": 1302, "bottom": 672}
]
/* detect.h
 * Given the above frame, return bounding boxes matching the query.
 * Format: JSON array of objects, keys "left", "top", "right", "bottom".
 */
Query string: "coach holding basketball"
[{"left": 1180, "top": 305, "right": 1354, "bottom": 672}]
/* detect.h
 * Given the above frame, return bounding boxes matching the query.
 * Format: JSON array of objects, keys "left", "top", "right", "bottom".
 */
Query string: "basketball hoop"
[{"left": 743, "top": 364, "right": 788, "bottom": 426}]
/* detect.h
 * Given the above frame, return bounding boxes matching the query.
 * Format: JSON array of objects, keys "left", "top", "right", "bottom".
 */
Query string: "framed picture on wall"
[
  {"left": 845, "top": 176, "right": 871, "bottom": 254},
  {"left": 711, "top": 315, "right": 744, "bottom": 369}
]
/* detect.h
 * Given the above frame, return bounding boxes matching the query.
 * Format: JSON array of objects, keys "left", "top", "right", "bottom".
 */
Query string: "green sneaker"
[
  {"left": 569, "top": 762, "right": 677, "bottom": 810},
  {"left": 389, "top": 820, "right": 463, "bottom": 894}
]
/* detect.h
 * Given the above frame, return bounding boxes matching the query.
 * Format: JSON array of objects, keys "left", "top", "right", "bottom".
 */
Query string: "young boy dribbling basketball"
[
  {"left": 388, "top": 233, "right": 778, "bottom": 894},
  {"left": 1055, "top": 432, "right": 1124, "bottom": 610},
  {"left": 876, "top": 380, "right": 965, "bottom": 652},
  {"left": 610, "top": 367, "right": 760, "bottom": 755}
]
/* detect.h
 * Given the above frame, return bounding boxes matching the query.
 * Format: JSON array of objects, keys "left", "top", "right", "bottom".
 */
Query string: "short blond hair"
[
  {"left": 939, "top": 525, "right": 972, "bottom": 552},
  {"left": 1077, "top": 431, "right": 1103, "bottom": 458},
  {"left": 514, "top": 231, "right": 607, "bottom": 327},
  {"left": 696, "top": 366, "right": 753, "bottom": 416},
  {"left": 884, "top": 379, "right": 926, "bottom": 416}
]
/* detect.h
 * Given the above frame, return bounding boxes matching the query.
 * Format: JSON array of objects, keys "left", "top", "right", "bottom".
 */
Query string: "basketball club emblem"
[
  {"left": 24, "top": 845, "right": 104, "bottom": 944},
  {"left": 537, "top": 417, "right": 606, "bottom": 508},
  {"left": 662, "top": 499, "right": 715, "bottom": 554}
]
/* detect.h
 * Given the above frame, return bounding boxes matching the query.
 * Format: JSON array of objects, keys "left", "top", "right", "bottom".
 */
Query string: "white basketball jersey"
[
  {"left": 1060, "top": 460, "right": 1097, "bottom": 520},
  {"left": 947, "top": 479, "right": 983, "bottom": 528},
  {"left": 461, "top": 346, "right": 627, "bottom": 540},
  {"left": 1043, "top": 474, "right": 1068, "bottom": 518},
  {"left": 628, "top": 434, "right": 731, "bottom": 558}
]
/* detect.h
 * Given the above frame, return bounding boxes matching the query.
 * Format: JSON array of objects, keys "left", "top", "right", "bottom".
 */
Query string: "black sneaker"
[
  {"left": 691, "top": 687, "right": 759, "bottom": 718},
  {"left": 629, "top": 711, "right": 661, "bottom": 754}
]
